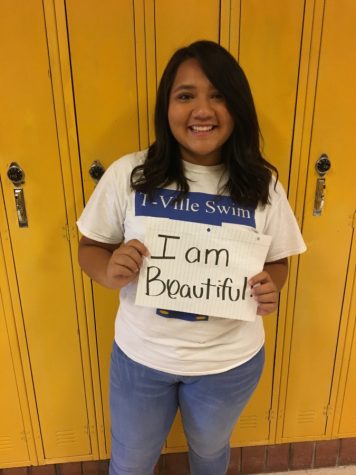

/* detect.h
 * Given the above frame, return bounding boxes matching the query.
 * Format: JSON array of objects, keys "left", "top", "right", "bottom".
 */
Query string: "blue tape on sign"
[{"left": 156, "top": 309, "right": 209, "bottom": 321}]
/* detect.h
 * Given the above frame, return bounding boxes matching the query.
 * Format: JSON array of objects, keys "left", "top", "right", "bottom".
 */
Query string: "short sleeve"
[
  {"left": 264, "top": 181, "right": 307, "bottom": 262},
  {"left": 77, "top": 156, "right": 133, "bottom": 244}
]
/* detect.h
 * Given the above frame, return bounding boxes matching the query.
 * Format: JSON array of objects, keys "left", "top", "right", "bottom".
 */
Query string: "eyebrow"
[{"left": 171, "top": 84, "right": 196, "bottom": 93}]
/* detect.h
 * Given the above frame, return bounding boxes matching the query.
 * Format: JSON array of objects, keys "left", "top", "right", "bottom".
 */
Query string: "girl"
[{"left": 77, "top": 41, "right": 306, "bottom": 475}]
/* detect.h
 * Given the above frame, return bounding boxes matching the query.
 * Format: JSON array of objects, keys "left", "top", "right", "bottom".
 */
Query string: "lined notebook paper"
[{"left": 136, "top": 219, "right": 271, "bottom": 321}]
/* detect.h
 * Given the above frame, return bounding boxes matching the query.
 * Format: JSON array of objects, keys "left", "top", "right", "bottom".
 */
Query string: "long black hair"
[{"left": 131, "top": 40, "right": 278, "bottom": 207}]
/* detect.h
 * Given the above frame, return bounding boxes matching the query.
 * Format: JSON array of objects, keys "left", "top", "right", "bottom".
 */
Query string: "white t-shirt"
[{"left": 77, "top": 151, "right": 306, "bottom": 375}]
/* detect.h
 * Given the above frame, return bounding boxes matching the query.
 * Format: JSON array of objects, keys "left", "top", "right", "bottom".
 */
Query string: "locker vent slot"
[
  {"left": 238, "top": 415, "right": 257, "bottom": 429},
  {"left": 55, "top": 430, "right": 77, "bottom": 445},
  {"left": 297, "top": 410, "right": 317, "bottom": 424},
  {"left": 0, "top": 436, "right": 12, "bottom": 451}
]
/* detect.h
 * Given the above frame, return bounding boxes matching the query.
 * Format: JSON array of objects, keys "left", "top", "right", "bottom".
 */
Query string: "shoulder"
[
  {"left": 107, "top": 150, "right": 147, "bottom": 177},
  {"left": 268, "top": 175, "right": 288, "bottom": 204},
  {"left": 256, "top": 176, "right": 290, "bottom": 218}
]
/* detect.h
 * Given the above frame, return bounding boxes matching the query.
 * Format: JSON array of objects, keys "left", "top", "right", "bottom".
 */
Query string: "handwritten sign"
[{"left": 135, "top": 219, "right": 272, "bottom": 321}]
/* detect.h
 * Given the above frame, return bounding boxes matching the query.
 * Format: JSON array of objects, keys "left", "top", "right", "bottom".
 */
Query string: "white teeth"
[{"left": 191, "top": 125, "right": 214, "bottom": 132}]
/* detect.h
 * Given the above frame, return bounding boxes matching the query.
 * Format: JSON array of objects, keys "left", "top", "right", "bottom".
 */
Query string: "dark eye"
[
  {"left": 211, "top": 92, "right": 224, "bottom": 101},
  {"left": 177, "top": 93, "right": 193, "bottom": 102}
]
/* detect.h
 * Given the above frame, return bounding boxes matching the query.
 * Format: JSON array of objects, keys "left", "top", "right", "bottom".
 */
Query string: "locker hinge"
[
  {"left": 20, "top": 430, "right": 32, "bottom": 442},
  {"left": 323, "top": 404, "right": 333, "bottom": 419},
  {"left": 0, "top": 227, "right": 10, "bottom": 242},
  {"left": 267, "top": 409, "right": 275, "bottom": 422},
  {"left": 88, "top": 424, "right": 96, "bottom": 437},
  {"left": 62, "top": 223, "right": 70, "bottom": 241}
]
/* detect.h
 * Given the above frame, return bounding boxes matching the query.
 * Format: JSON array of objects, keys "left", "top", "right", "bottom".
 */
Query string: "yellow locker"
[
  {"left": 278, "top": 0, "right": 356, "bottom": 441},
  {"left": 227, "top": 0, "right": 306, "bottom": 446},
  {"left": 166, "top": 0, "right": 308, "bottom": 449},
  {"left": 64, "top": 0, "right": 222, "bottom": 456},
  {"left": 150, "top": 0, "right": 221, "bottom": 451},
  {"left": 0, "top": 288, "right": 29, "bottom": 467},
  {"left": 0, "top": 222, "right": 34, "bottom": 467},
  {"left": 64, "top": 0, "right": 141, "bottom": 457},
  {"left": 0, "top": 0, "right": 95, "bottom": 461},
  {"left": 0, "top": 294, "right": 29, "bottom": 466}
]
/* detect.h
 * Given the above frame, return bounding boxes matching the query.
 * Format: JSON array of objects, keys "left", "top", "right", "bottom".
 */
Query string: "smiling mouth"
[{"left": 189, "top": 125, "right": 216, "bottom": 132}]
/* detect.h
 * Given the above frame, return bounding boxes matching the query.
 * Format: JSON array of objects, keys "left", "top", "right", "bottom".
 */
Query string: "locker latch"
[
  {"left": 313, "top": 154, "right": 331, "bottom": 216},
  {"left": 89, "top": 160, "right": 105, "bottom": 183},
  {"left": 7, "top": 162, "right": 28, "bottom": 227}
]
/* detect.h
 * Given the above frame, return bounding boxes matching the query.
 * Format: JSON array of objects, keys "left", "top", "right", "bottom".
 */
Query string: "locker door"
[
  {"left": 280, "top": 0, "right": 356, "bottom": 440},
  {"left": 65, "top": 0, "right": 141, "bottom": 456},
  {"left": 229, "top": 0, "right": 306, "bottom": 445},
  {"left": 0, "top": 1, "right": 92, "bottom": 459},
  {"left": 159, "top": 0, "right": 306, "bottom": 449},
  {"left": 238, "top": 0, "right": 305, "bottom": 185},
  {"left": 146, "top": 0, "right": 221, "bottom": 450},
  {"left": 66, "top": 0, "right": 222, "bottom": 455},
  {"left": 0, "top": 291, "right": 29, "bottom": 467},
  {"left": 0, "top": 226, "right": 32, "bottom": 467}
]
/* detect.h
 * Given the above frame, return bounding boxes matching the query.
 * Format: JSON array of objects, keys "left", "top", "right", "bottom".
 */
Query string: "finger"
[
  {"left": 115, "top": 246, "right": 145, "bottom": 270},
  {"left": 125, "top": 239, "right": 149, "bottom": 257},
  {"left": 114, "top": 260, "right": 140, "bottom": 277},
  {"left": 248, "top": 271, "right": 271, "bottom": 287},
  {"left": 113, "top": 254, "right": 142, "bottom": 273},
  {"left": 251, "top": 283, "right": 276, "bottom": 296},
  {"left": 254, "top": 292, "right": 278, "bottom": 304}
]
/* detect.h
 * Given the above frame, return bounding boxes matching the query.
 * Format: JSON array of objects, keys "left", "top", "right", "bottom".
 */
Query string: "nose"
[{"left": 192, "top": 96, "right": 214, "bottom": 119}]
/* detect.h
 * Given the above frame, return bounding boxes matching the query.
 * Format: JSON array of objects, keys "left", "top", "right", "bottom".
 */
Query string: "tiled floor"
[{"left": 256, "top": 466, "right": 356, "bottom": 475}]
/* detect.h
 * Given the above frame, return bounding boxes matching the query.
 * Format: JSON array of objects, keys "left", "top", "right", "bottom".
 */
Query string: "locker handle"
[
  {"left": 313, "top": 178, "right": 325, "bottom": 216},
  {"left": 13, "top": 188, "right": 28, "bottom": 227},
  {"left": 7, "top": 162, "right": 28, "bottom": 227},
  {"left": 313, "top": 154, "right": 331, "bottom": 216}
]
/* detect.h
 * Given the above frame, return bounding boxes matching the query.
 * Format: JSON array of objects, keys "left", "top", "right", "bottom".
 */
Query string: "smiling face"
[{"left": 168, "top": 58, "right": 235, "bottom": 166}]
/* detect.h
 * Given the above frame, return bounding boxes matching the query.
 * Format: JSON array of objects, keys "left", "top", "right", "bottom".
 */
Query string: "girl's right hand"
[{"left": 106, "top": 239, "right": 149, "bottom": 288}]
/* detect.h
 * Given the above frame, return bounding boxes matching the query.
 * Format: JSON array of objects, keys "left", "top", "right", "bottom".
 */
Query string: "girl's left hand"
[{"left": 248, "top": 270, "right": 279, "bottom": 316}]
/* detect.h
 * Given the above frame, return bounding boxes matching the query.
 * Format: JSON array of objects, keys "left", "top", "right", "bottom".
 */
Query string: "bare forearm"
[
  {"left": 78, "top": 237, "right": 149, "bottom": 290},
  {"left": 78, "top": 244, "right": 114, "bottom": 288},
  {"left": 263, "top": 258, "right": 289, "bottom": 291}
]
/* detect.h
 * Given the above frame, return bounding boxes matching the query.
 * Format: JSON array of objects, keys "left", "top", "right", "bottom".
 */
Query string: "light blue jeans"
[{"left": 109, "top": 342, "right": 264, "bottom": 475}]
